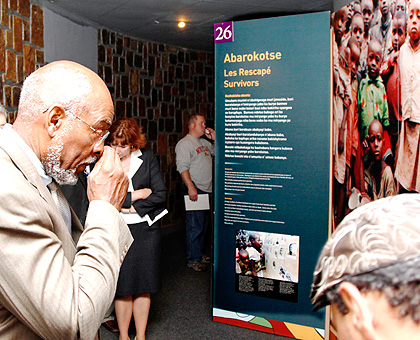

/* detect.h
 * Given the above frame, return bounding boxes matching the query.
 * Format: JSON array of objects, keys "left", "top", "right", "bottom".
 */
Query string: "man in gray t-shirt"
[{"left": 175, "top": 114, "right": 215, "bottom": 271}]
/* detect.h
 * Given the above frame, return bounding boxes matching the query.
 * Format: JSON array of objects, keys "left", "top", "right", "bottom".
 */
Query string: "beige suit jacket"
[{"left": 0, "top": 127, "right": 133, "bottom": 340}]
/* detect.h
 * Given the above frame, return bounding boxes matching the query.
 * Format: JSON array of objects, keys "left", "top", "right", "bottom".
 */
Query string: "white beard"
[{"left": 43, "top": 141, "right": 97, "bottom": 185}]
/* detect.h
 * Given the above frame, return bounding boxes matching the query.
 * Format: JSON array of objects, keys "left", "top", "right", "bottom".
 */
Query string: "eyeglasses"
[{"left": 65, "top": 109, "right": 110, "bottom": 147}]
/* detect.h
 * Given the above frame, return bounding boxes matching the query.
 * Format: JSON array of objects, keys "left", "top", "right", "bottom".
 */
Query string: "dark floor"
[{"left": 100, "top": 225, "right": 289, "bottom": 340}]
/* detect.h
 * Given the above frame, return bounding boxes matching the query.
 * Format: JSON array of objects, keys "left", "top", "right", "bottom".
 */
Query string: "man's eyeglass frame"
[{"left": 64, "top": 109, "right": 110, "bottom": 147}]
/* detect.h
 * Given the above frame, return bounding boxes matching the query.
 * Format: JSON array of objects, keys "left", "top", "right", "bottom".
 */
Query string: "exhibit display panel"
[{"left": 213, "top": 12, "right": 331, "bottom": 339}]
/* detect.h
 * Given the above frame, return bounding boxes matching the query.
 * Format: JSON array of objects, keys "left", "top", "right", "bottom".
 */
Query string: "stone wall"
[
  {"left": 97, "top": 29, "right": 214, "bottom": 227},
  {"left": 0, "top": 0, "right": 44, "bottom": 121},
  {"left": 0, "top": 0, "right": 215, "bottom": 228}
]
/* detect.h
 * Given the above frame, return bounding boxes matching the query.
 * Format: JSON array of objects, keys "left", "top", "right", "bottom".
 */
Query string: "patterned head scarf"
[{"left": 311, "top": 194, "right": 420, "bottom": 310}]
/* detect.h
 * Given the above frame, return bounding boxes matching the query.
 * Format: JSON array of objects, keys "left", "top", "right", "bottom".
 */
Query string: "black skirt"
[{"left": 115, "top": 220, "right": 161, "bottom": 297}]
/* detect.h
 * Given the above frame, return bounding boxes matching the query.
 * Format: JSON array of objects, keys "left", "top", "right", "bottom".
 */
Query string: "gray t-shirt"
[{"left": 175, "top": 134, "right": 214, "bottom": 193}]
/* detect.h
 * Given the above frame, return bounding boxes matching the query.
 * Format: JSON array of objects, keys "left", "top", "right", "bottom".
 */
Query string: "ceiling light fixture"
[{"left": 178, "top": 21, "right": 186, "bottom": 28}]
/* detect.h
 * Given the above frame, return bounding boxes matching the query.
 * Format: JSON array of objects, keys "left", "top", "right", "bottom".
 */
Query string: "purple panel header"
[{"left": 214, "top": 21, "right": 234, "bottom": 44}]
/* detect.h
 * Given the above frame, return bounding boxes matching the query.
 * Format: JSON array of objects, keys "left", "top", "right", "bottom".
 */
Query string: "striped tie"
[{"left": 48, "top": 181, "right": 72, "bottom": 233}]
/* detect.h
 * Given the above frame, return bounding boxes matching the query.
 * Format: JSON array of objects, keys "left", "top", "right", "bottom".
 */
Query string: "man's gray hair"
[{"left": 17, "top": 64, "right": 93, "bottom": 124}]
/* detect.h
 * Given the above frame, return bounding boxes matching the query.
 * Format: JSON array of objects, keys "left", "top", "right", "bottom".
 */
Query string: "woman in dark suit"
[{"left": 108, "top": 118, "right": 167, "bottom": 340}]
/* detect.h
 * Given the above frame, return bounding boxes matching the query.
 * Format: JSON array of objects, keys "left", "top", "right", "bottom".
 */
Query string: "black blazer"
[{"left": 122, "top": 148, "right": 167, "bottom": 221}]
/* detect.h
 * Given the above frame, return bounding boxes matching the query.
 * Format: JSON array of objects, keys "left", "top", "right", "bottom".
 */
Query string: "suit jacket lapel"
[
  {"left": 128, "top": 149, "right": 143, "bottom": 179},
  {"left": 0, "top": 128, "right": 77, "bottom": 262}
]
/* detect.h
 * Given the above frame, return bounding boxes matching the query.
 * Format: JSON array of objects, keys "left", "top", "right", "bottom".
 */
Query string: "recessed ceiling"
[{"left": 44, "top": 0, "right": 342, "bottom": 52}]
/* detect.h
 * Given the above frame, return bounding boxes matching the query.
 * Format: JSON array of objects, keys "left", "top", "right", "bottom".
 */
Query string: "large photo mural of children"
[{"left": 332, "top": 0, "right": 414, "bottom": 230}]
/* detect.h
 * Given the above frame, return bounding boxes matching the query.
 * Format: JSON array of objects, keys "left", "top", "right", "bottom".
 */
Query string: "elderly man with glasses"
[
  {"left": 0, "top": 60, "right": 133, "bottom": 340},
  {"left": 311, "top": 194, "right": 420, "bottom": 340}
]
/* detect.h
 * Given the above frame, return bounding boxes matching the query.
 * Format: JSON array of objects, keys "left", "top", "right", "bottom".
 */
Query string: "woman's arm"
[{"left": 131, "top": 151, "right": 166, "bottom": 217}]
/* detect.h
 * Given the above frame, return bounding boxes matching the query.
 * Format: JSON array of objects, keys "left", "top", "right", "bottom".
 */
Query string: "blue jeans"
[{"left": 183, "top": 186, "right": 211, "bottom": 263}]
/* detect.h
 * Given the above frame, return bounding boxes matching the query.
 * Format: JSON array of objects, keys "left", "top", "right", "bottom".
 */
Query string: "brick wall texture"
[
  {"left": 98, "top": 29, "right": 214, "bottom": 225},
  {"left": 98, "top": 29, "right": 214, "bottom": 227},
  {"left": 0, "top": 0, "right": 44, "bottom": 121},
  {"left": 1, "top": 0, "right": 215, "bottom": 228}
]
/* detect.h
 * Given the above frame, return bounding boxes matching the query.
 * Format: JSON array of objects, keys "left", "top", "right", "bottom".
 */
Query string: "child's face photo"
[
  {"left": 408, "top": 0, "right": 420, "bottom": 42},
  {"left": 351, "top": 14, "right": 364, "bottom": 43},
  {"left": 367, "top": 120, "right": 384, "bottom": 161},
  {"left": 252, "top": 237, "right": 262, "bottom": 248},
  {"left": 347, "top": 3, "right": 354, "bottom": 21},
  {"left": 354, "top": 1, "right": 362, "bottom": 14},
  {"left": 395, "top": 0, "right": 406, "bottom": 14},
  {"left": 379, "top": 0, "right": 390, "bottom": 16},
  {"left": 392, "top": 18, "right": 406, "bottom": 50},
  {"left": 362, "top": 0, "right": 374, "bottom": 31},
  {"left": 367, "top": 40, "right": 382, "bottom": 79},
  {"left": 349, "top": 43, "right": 361, "bottom": 76},
  {"left": 334, "top": 8, "right": 347, "bottom": 42}
]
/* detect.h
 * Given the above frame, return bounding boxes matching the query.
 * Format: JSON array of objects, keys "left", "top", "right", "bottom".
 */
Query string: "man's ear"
[
  {"left": 339, "top": 282, "right": 376, "bottom": 340},
  {"left": 46, "top": 106, "right": 66, "bottom": 137}
]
